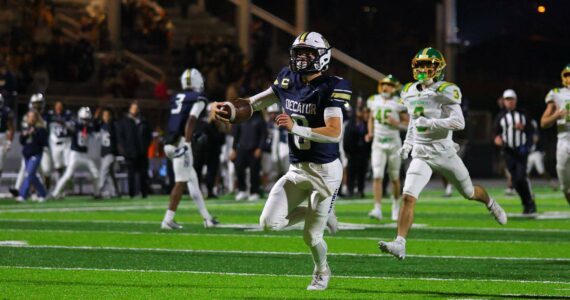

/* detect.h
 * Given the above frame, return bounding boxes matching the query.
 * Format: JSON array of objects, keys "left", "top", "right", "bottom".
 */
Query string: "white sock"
[
  {"left": 310, "top": 240, "right": 328, "bottom": 273},
  {"left": 396, "top": 235, "right": 406, "bottom": 244},
  {"left": 486, "top": 198, "right": 495, "bottom": 208},
  {"left": 374, "top": 203, "right": 381, "bottom": 211},
  {"left": 188, "top": 181, "right": 212, "bottom": 220},
  {"left": 164, "top": 209, "right": 175, "bottom": 222}
]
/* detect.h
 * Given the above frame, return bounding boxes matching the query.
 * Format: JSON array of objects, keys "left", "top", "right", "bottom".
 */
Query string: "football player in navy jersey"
[
  {"left": 51, "top": 107, "right": 101, "bottom": 199},
  {"left": 0, "top": 94, "right": 14, "bottom": 182},
  {"left": 97, "top": 108, "right": 120, "bottom": 198},
  {"left": 213, "top": 32, "right": 349, "bottom": 291},
  {"left": 161, "top": 68, "right": 218, "bottom": 229},
  {"left": 44, "top": 101, "right": 73, "bottom": 179}
]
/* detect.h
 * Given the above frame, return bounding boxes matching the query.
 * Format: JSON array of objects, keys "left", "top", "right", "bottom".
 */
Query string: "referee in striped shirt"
[{"left": 493, "top": 89, "right": 537, "bottom": 214}]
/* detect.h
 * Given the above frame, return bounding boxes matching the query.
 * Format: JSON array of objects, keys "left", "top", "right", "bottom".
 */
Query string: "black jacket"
[
  {"left": 232, "top": 111, "right": 267, "bottom": 151},
  {"left": 117, "top": 114, "right": 152, "bottom": 159}
]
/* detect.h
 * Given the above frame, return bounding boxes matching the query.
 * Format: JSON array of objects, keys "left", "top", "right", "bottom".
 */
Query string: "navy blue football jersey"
[
  {"left": 44, "top": 109, "right": 73, "bottom": 139},
  {"left": 0, "top": 106, "right": 13, "bottom": 133},
  {"left": 271, "top": 67, "right": 352, "bottom": 164},
  {"left": 100, "top": 121, "right": 118, "bottom": 156},
  {"left": 70, "top": 120, "right": 99, "bottom": 152},
  {"left": 167, "top": 91, "right": 208, "bottom": 139}
]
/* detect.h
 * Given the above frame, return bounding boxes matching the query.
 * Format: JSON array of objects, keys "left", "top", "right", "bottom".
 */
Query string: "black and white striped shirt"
[{"left": 494, "top": 109, "right": 534, "bottom": 149}]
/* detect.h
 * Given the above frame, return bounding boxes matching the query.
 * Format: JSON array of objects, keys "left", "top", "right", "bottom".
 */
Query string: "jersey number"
[
  {"left": 291, "top": 114, "right": 311, "bottom": 150},
  {"left": 101, "top": 132, "right": 111, "bottom": 147},
  {"left": 171, "top": 94, "right": 186, "bottom": 114},
  {"left": 375, "top": 108, "right": 392, "bottom": 125},
  {"left": 413, "top": 106, "right": 427, "bottom": 132},
  {"left": 77, "top": 132, "right": 87, "bottom": 147}
]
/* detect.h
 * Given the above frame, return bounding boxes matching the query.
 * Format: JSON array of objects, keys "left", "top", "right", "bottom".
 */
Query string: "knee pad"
[
  {"left": 259, "top": 215, "right": 286, "bottom": 231},
  {"left": 463, "top": 184, "right": 475, "bottom": 199}
]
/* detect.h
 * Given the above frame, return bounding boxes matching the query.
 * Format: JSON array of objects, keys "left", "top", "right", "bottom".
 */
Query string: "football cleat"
[
  {"left": 161, "top": 220, "right": 183, "bottom": 230},
  {"left": 487, "top": 198, "right": 507, "bottom": 225},
  {"left": 204, "top": 217, "right": 220, "bottom": 228},
  {"left": 247, "top": 193, "right": 260, "bottom": 202},
  {"left": 235, "top": 191, "right": 248, "bottom": 201},
  {"left": 326, "top": 210, "right": 339, "bottom": 235},
  {"left": 15, "top": 196, "right": 25, "bottom": 203},
  {"left": 368, "top": 208, "right": 383, "bottom": 220},
  {"left": 378, "top": 238, "right": 406, "bottom": 260},
  {"left": 307, "top": 265, "right": 331, "bottom": 291},
  {"left": 9, "top": 188, "right": 19, "bottom": 197}
]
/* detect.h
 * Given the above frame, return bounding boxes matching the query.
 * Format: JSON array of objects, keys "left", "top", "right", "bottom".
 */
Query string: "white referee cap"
[{"left": 502, "top": 89, "right": 517, "bottom": 99}]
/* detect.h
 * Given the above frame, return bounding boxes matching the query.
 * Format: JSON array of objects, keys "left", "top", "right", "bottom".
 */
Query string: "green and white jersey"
[
  {"left": 401, "top": 81, "right": 462, "bottom": 144},
  {"left": 367, "top": 94, "right": 406, "bottom": 142},
  {"left": 545, "top": 86, "right": 570, "bottom": 141}
]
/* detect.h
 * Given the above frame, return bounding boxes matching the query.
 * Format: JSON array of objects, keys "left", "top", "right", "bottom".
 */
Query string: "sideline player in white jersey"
[
  {"left": 214, "top": 31, "right": 347, "bottom": 291},
  {"left": 10, "top": 94, "right": 51, "bottom": 197},
  {"left": 379, "top": 47, "right": 507, "bottom": 260},
  {"left": 51, "top": 107, "right": 101, "bottom": 199},
  {"left": 365, "top": 75, "right": 408, "bottom": 221},
  {"left": 44, "top": 101, "right": 73, "bottom": 180},
  {"left": 0, "top": 95, "right": 14, "bottom": 181},
  {"left": 540, "top": 64, "right": 570, "bottom": 205},
  {"left": 161, "top": 68, "right": 218, "bottom": 229}
]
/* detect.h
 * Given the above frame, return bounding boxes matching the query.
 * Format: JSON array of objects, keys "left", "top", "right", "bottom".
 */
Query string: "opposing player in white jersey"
[
  {"left": 540, "top": 64, "right": 570, "bottom": 205},
  {"left": 51, "top": 107, "right": 101, "bottom": 199},
  {"left": 44, "top": 101, "right": 73, "bottom": 179},
  {"left": 0, "top": 95, "right": 14, "bottom": 182},
  {"left": 379, "top": 47, "right": 507, "bottom": 260},
  {"left": 214, "top": 32, "right": 347, "bottom": 291},
  {"left": 161, "top": 68, "right": 218, "bottom": 229},
  {"left": 365, "top": 75, "right": 408, "bottom": 221}
]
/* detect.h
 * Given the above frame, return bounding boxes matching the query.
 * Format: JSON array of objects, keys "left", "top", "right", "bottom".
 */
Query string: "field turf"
[{"left": 0, "top": 186, "right": 569, "bottom": 299}]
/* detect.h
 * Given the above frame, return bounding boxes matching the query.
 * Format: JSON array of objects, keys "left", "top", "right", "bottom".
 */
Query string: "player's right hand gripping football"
[
  {"left": 212, "top": 102, "right": 231, "bottom": 123},
  {"left": 399, "top": 143, "right": 412, "bottom": 160}
]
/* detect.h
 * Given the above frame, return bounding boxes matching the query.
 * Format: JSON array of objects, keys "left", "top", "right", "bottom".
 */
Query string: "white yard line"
[
  {"left": 1, "top": 218, "right": 569, "bottom": 233},
  {"left": 0, "top": 265, "right": 568, "bottom": 285},
  {"left": 2, "top": 244, "right": 569, "bottom": 261},
  {"left": 2, "top": 228, "right": 569, "bottom": 245}
]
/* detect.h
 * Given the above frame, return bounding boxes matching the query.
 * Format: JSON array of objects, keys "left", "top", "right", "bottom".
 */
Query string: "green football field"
[{"left": 0, "top": 186, "right": 569, "bottom": 299}]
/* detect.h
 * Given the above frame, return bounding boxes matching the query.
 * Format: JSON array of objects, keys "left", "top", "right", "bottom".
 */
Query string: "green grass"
[{"left": 0, "top": 186, "right": 569, "bottom": 299}]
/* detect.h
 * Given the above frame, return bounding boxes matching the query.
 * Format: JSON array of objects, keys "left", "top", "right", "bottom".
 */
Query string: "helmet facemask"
[
  {"left": 562, "top": 69, "right": 570, "bottom": 87},
  {"left": 379, "top": 83, "right": 396, "bottom": 98},
  {"left": 289, "top": 45, "right": 328, "bottom": 74},
  {"left": 412, "top": 59, "right": 445, "bottom": 83}
]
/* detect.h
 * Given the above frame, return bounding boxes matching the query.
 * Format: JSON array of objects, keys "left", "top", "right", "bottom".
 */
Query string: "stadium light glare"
[{"left": 537, "top": 5, "right": 546, "bottom": 13}]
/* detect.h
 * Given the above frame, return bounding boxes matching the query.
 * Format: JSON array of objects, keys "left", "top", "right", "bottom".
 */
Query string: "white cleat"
[
  {"left": 161, "top": 220, "right": 183, "bottom": 230},
  {"left": 247, "top": 193, "right": 260, "bottom": 202},
  {"left": 368, "top": 208, "right": 383, "bottom": 220},
  {"left": 378, "top": 239, "right": 406, "bottom": 260},
  {"left": 235, "top": 191, "right": 248, "bottom": 201},
  {"left": 487, "top": 198, "right": 507, "bottom": 225},
  {"left": 391, "top": 198, "right": 400, "bottom": 221},
  {"left": 326, "top": 210, "right": 339, "bottom": 235},
  {"left": 15, "top": 196, "right": 26, "bottom": 203},
  {"left": 203, "top": 217, "right": 220, "bottom": 228},
  {"left": 307, "top": 266, "right": 331, "bottom": 291}
]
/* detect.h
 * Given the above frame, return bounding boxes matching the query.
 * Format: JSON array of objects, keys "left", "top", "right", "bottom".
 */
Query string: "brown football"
[{"left": 221, "top": 98, "right": 253, "bottom": 124}]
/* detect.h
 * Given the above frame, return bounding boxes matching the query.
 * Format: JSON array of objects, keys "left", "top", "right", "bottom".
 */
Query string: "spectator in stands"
[
  {"left": 117, "top": 101, "right": 153, "bottom": 198},
  {"left": 18, "top": 110, "right": 48, "bottom": 202},
  {"left": 119, "top": 64, "right": 140, "bottom": 98},
  {"left": 343, "top": 105, "right": 371, "bottom": 198},
  {"left": 232, "top": 111, "right": 267, "bottom": 201}
]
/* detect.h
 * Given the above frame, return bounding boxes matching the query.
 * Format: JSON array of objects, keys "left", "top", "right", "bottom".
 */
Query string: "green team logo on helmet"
[
  {"left": 412, "top": 47, "right": 446, "bottom": 83},
  {"left": 561, "top": 64, "right": 570, "bottom": 87}
]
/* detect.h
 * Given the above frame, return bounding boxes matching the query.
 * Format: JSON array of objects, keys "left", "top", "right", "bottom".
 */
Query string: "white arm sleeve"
[
  {"left": 189, "top": 101, "right": 206, "bottom": 118},
  {"left": 291, "top": 107, "right": 343, "bottom": 143},
  {"left": 249, "top": 87, "right": 279, "bottom": 111},
  {"left": 431, "top": 104, "right": 465, "bottom": 131},
  {"left": 403, "top": 117, "right": 415, "bottom": 146}
]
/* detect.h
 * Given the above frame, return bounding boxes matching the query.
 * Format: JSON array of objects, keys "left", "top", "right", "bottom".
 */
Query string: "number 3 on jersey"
[
  {"left": 171, "top": 94, "right": 185, "bottom": 114},
  {"left": 291, "top": 114, "right": 311, "bottom": 150},
  {"left": 413, "top": 106, "right": 427, "bottom": 132}
]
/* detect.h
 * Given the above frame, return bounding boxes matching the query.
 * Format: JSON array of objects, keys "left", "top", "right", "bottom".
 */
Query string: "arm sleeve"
[
  {"left": 189, "top": 101, "right": 206, "bottom": 118},
  {"left": 403, "top": 117, "right": 415, "bottom": 146},
  {"left": 290, "top": 107, "right": 343, "bottom": 143},
  {"left": 430, "top": 104, "right": 465, "bottom": 131},
  {"left": 249, "top": 87, "right": 279, "bottom": 111}
]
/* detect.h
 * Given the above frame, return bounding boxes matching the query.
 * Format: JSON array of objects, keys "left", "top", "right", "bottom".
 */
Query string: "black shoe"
[{"left": 9, "top": 188, "right": 19, "bottom": 197}]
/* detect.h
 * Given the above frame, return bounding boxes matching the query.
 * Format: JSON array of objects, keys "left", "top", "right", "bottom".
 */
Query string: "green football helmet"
[
  {"left": 561, "top": 64, "right": 570, "bottom": 87},
  {"left": 412, "top": 47, "right": 446, "bottom": 83}
]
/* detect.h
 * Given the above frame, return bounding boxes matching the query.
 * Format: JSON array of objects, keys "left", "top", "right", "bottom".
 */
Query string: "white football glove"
[
  {"left": 415, "top": 116, "right": 433, "bottom": 129},
  {"left": 398, "top": 143, "right": 413, "bottom": 160},
  {"left": 164, "top": 143, "right": 191, "bottom": 160}
]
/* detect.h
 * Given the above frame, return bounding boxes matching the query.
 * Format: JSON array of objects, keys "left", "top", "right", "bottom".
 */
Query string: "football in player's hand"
[{"left": 220, "top": 98, "right": 252, "bottom": 124}]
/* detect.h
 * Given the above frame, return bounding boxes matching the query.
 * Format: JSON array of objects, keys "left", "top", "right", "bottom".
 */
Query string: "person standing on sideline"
[
  {"left": 493, "top": 89, "right": 537, "bottom": 214},
  {"left": 97, "top": 108, "right": 120, "bottom": 198},
  {"left": 117, "top": 101, "right": 153, "bottom": 198},
  {"left": 343, "top": 105, "right": 371, "bottom": 198},
  {"left": 17, "top": 111, "right": 48, "bottom": 202},
  {"left": 0, "top": 94, "right": 14, "bottom": 184}
]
